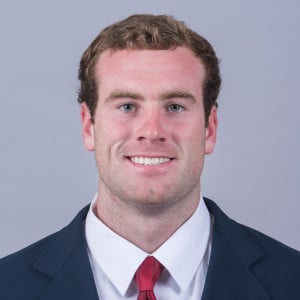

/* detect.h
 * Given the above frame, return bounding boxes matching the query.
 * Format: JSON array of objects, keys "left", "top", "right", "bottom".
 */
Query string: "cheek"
[
  {"left": 94, "top": 122, "right": 131, "bottom": 153},
  {"left": 177, "top": 122, "right": 206, "bottom": 147},
  {"left": 184, "top": 128, "right": 206, "bottom": 166}
]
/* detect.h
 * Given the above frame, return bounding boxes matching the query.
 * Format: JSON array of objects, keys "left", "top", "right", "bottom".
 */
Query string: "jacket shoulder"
[
  {"left": 204, "top": 197, "right": 300, "bottom": 297},
  {"left": 242, "top": 223, "right": 300, "bottom": 273},
  {"left": 0, "top": 205, "right": 90, "bottom": 299},
  {"left": 0, "top": 231, "right": 59, "bottom": 298}
]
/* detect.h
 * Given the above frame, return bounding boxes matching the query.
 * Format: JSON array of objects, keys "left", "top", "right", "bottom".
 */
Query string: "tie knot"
[{"left": 135, "top": 256, "right": 163, "bottom": 293}]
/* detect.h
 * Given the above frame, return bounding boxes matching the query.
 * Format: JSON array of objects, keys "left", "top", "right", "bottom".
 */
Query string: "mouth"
[{"left": 128, "top": 156, "right": 173, "bottom": 166}]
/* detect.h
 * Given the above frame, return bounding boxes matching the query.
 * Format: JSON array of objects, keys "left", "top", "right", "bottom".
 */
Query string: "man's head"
[
  {"left": 80, "top": 14, "right": 219, "bottom": 218},
  {"left": 78, "top": 14, "right": 221, "bottom": 126}
]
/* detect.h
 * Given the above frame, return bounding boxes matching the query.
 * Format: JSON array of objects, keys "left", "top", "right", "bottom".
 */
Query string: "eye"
[
  {"left": 168, "top": 103, "right": 184, "bottom": 113},
  {"left": 119, "top": 103, "right": 136, "bottom": 113}
]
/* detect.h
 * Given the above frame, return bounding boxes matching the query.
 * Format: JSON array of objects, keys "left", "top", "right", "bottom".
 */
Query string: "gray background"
[{"left": 0, "top": 0, "right": 299, "bottom": 257}]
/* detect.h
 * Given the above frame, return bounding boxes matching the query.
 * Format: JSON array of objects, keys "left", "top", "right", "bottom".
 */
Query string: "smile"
[{"left": 129, "top": 157, "right": 171, "bottom": 165}]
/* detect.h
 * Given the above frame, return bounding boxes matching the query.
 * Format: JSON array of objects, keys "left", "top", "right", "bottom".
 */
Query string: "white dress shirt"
[{"left": 85, "top": 195, "right": 212, "bottom": 299}]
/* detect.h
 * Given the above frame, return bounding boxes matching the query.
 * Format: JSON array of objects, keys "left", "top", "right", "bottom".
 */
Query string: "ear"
[
  {"left": 80, "top": 103, "right": 95, "bottom": 151},
  {"left": 205, "top": 105, "right": 218, "bottom": 155}
]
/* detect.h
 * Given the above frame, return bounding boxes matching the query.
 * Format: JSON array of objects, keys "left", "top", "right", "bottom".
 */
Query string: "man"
[{"left": 0, "top": 14, "right": 299, "bottom": 300}]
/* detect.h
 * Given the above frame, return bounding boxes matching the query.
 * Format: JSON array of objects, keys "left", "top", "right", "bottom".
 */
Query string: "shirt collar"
[
  {"left": 85, "top": 195, "right": 211, "bottom": 296},
  {"left": 153, "top": 196, "right": 211, "bottom": 290}
]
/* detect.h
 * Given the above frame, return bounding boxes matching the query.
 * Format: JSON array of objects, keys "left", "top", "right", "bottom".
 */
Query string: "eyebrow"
[
  {"left": 105, "top": 90, "right": 144, "bottom": 102},
  {"left": 104, "top": 89, "right": 197, "bottom": 103},
  {"left": 160, "top": 90, "right": 196, "bottom": 103}
]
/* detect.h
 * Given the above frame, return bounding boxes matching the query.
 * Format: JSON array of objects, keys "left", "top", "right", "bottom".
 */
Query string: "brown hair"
[{"left": 78, "top": 14, "right": 221, "bottom": 125}]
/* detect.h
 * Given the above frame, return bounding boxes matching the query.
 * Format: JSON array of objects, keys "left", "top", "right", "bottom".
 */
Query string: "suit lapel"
[
  {"left": 202, "top": 199, "right": 271, "bottom": 300},
  {"left": 39, "top": 244, "right": 99, "bottom": 300},
  {"left": 33, "top": 206, "right": 99, "bottom": 300}
]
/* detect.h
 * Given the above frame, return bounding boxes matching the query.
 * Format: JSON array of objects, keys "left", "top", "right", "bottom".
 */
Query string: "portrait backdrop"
[{"left": 0, "top": 0, "right": 299, "bottom": 257}]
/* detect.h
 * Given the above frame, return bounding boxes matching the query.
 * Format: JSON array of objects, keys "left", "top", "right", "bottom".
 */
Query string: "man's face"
[{"left": 81, "top": 47, "right": 217, "bottom": 209}]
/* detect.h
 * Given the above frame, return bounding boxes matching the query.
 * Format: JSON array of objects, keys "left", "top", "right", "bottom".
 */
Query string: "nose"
[{"left": 135, "top": 108, "right": 167, "bottom": 143}]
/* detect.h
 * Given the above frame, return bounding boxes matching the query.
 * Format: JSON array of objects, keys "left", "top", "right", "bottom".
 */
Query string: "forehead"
[{"left": 95, "top": 47, "right": 205, "bottom": 84}]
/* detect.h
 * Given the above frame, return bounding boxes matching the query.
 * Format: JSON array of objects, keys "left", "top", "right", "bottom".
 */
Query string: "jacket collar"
[
  {"left": 33, "top": 205, "right": 99, "bottom": 300},
  {"left": 202, "top": 198, "right": 270, "bottom": 299}
]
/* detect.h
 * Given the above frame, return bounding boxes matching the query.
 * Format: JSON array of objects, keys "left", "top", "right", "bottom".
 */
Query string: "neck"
[{"left": 94, "top": 184, "right": 200, "bottom": 253}]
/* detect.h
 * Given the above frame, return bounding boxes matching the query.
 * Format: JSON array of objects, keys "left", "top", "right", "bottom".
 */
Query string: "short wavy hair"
[{"left": 78, "top": 14, "right": 221, "bottom": 125}]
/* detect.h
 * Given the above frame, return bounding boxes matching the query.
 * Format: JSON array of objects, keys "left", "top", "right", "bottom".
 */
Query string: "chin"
[{"left": 126, "top": 189, "right": 172, "bottom": 207}]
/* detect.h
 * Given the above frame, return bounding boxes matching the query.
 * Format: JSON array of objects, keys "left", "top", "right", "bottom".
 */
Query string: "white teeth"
[{"left": 130, "top": 157, "right": 171, "bottom": 165}]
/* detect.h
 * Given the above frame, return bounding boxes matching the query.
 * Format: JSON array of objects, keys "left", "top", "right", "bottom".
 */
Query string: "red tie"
[{"left": 134, "top": 256, "right": 163, "bottom": 300}]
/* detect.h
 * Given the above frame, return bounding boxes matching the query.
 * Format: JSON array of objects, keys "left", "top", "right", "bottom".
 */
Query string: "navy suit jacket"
[{"left": 1, "top": 198, "right": 300, "bottom": 299}]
